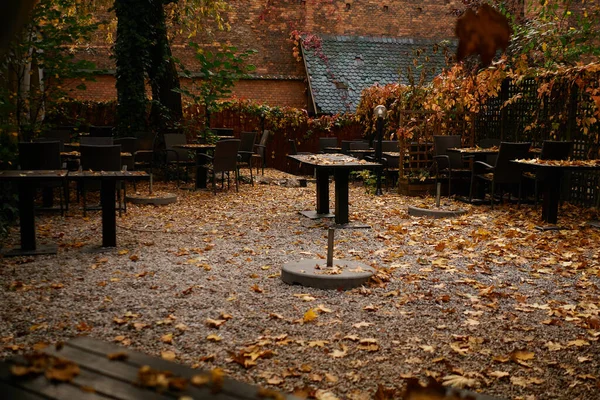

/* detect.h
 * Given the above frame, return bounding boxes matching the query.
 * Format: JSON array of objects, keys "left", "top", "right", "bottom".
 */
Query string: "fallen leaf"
[
  {"left": 442, "top": 374, "right": 478, "bottom": 389},
  {"left": 303, "top": 309, "right": 318, "bottom": 323}
]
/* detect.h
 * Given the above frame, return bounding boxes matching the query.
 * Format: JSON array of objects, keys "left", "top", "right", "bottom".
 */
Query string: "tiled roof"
[{"left": 302, "top": 35, "right": 456, "bottom": 114}]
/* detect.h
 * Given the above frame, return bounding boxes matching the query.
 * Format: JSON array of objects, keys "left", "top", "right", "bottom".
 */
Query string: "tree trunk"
[
  {"left": 147, "top": 1, "right": 182, "bottom": 133},
  {"left": 113, "top": 0, "right": 150, "bottom": 136}
]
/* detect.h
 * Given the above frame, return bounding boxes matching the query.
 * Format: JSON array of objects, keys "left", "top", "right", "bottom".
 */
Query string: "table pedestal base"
[
  {"left": 3, "top": 244, "right": 58, "bottom": 257},
  {"left": 334, "top": 222, "right": 371, "bottom": 229},
  {"left": 299, "top": 210, "right": 334, "bottom": 219},
  {"left": 535, "top": 225, "right": 565, "bottom": 231}
]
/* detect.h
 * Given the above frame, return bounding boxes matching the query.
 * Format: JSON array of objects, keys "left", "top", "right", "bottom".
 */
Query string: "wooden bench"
[{"left": 0, "top": 337, "right": 299, "bottom": 400}]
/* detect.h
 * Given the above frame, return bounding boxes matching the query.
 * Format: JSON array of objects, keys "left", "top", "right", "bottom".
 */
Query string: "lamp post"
[{"left": 373, "top": 105, "right": 387, "bottom": 196}]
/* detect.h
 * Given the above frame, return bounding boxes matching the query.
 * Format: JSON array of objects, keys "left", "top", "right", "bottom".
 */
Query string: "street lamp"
[{"left": 373, "top": 105, "right": 387, "bottom": 195}]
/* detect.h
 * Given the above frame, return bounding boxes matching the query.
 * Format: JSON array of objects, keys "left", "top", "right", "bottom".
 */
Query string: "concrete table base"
[
  {"left": 3, "top": 244, "right": 58, "bottom": 257},
  {"left": 126, "top": 193, "right": 177, "bottom": 205},
  {"left": 408, "top": 205, "right": 467, "bottom": 219},
  {"left": 282, "top": 259, "right": 375, "bottom": 290},
  {"left": 299, "top": 210, "right": 334, "bottom": 219}
]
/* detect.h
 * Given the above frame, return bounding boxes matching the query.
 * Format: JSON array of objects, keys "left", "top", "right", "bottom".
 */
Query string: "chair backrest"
[
  {"left": 210, "top": 128, "right": 234, "bottom": 136},
  {"left": 319, "top": 137, "right": 338, "bottom": 152},
  {"left": 478, "top": 138, "right": 501, "bottom": 148},
  {"left": 478, "top": 138, "right": 501, "bottom": 165},
  {"left": 18, "top": 141, "right": 61, "bottom": 170},
  {"left": 164, "top": 133, "right": 187, "bottom": 148},
  {"left": 256, "top": 130, "right": 270, "bottom": 156},
  {"left": 81, "top": 136, "right": 113, "bottom": 145},
  {"left": 89, "top": 126, "right": 114, "bottom": 137},
  {"left": 541, "top": 140, "right": 573, "bottom": 160},
  {"left": 80, "top": 145, "right": 122, "bottom": 172},
  {"left": 213, "top": 139, "right": 241, "bottom": 173},
  {"left": 135, "top": 132, "right": 156, "bottom": 151},
  {"left": 239, "top": 131, "right": 257, "bottom": 153},
  {"left": 381, "top": 140, "right": 399, "bottom": 152},
  {"left": 350, "top": 141, "right": 370, "bottom": 150},
  {"left": 289, "top": 139, "right": 298, "bottom": 155},
  {"left": 40, "top": 129, "right": 71, "bottom": 150},
  {"left": 493, "top": 142, "right": 532, "bottom": 184},
  {"left": 114, "top": 137, "right": 137, "bottom": 154},
  {"left": 433, "top": 135, "right": 464, "bottom": 168}
]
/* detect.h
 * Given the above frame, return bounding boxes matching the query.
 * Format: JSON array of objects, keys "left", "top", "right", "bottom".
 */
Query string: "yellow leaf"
[
  {"left": 206, "top": 334, "right": 222, "bottom": 342},
  {"left": 488, "top": 370, "right": 509, "bottom": 379},
  {"left": 330, "top": 345, "right": 348, "bottom": 358},
  {"left": 510, "top": 350, "right": 535, "bottom": 361},
  {"left": 308, "top": 340, "right": 329, "bottom": 348},
  {"left": 161, "top": 333, "right": 173, "bottom": 344},
  {"left": 206, "top": 318, "right": 227, "bottom": 328},
  {"left": 316, "top": 304, "right": 332, "bottom": 313},
  {"left": 303, "top": 309, "right": 318, "bottom": 323},
  {"left": 419, "top": 345, "right": 435, "bottom": 353},
  {"left": 161, "top": 350, "right": 176, "bottom": 361}
]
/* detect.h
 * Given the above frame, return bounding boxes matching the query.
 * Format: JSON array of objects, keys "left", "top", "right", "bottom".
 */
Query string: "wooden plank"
[
  {"left": 0, "top": 361, "right": 108, "bottom": 400},
  {"left": 0, "top": 381, "right": 48, "bottom": 399},
  {"left": 60, "top": 338, "right": 264, "bottom": 400},
  {"left": 44, "top": 346, "right": 172, "bottom": 400}
]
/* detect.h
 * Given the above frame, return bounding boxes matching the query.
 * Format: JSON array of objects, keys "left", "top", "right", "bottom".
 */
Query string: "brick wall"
[{"left": 71, "top": 1, "right": 460, "bottom": 106}]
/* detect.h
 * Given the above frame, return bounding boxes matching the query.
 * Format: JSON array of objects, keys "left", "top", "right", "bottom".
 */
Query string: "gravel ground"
[{"left": 1, "top": 169, "right": 600, "bottom": 400}]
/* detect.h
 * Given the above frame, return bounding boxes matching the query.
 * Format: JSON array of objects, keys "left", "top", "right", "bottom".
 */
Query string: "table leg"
[
  {"left": 41, "top": 187, "right": 54, "bottom": 208},
  {"left": 101, "top": 179, "right": 117, "bottom": 247},
  {"left": 18, "top": 183, "right": 36, "bottom": 251},
  {"left": 541, "top": 170, "right": 561, "bottom": 225},
  {"left": 4, "top": 181, "right": 57, "bottom": 256},
  {"left": 195, "top": 149, "right": 208, "bottom": 189},
  {"left": 334, "top": 170, "right": 349, "bottom": 225},
  {"left": 316, "top": 168, "right": 330, "bottom": 214}
]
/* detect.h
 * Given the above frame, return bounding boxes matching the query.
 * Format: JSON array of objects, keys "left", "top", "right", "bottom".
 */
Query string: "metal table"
[
  {"left": 288, "top": 154, "right": 380, "bottom": 227},
  {"left": 512, "top": 159, "right": 600, "bottom": 228},
  {"left": 0, "top": 170, "right": 68, "bottom": 256}
]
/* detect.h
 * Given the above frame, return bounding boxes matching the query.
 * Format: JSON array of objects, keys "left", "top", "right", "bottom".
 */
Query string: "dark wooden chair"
[
  {"left": 199, "top": 139, "right": 241, "bottom": 194},
  {"left": 432, "top": 135, "right": 471, "bottom": 197},
  {"left": 80, "top": 144, "right": 125, "bottom": 216},
  {"left": 472, "top": 141, "right": 532, "bottom": 208}
]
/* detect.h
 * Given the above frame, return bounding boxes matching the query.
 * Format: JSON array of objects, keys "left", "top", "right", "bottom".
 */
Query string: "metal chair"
[
  {"left": 381, "top": 140, "right": 400, "bottom": 152},
  {"left": 472, "top": 142, "right": 532, "bottom": 208},
  {"left": 238, "top": 131, "right": 257, "bottom": 184},
  {"left": 319, "top": 137, "right": 338, "bottom": 153},
  {"left": 89, "top": 126, "right": 114, "bottom": 137},
  {"left": 198, "top": 139, "right": 241, "bottom": 194},
  {"left": 114, "top": 137, "right": 137, "bottom": 172},
  {"left": 163, "top": 133, "right": 195, "bottom": 184},
  {"left": 81, "top": 136, "right": 113, "bottom": 145},
  {"left": 252, "top": 130, "right": 270, "bottom": 175},
  {"left": 433, "top": 135, "right": 471, "bottom": 197},
  {"left": 80, "top": 144, "right": 125, "bottom": 216},
  {"left": 18, "top": 141, "right": 68, "bottom": 215}
]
